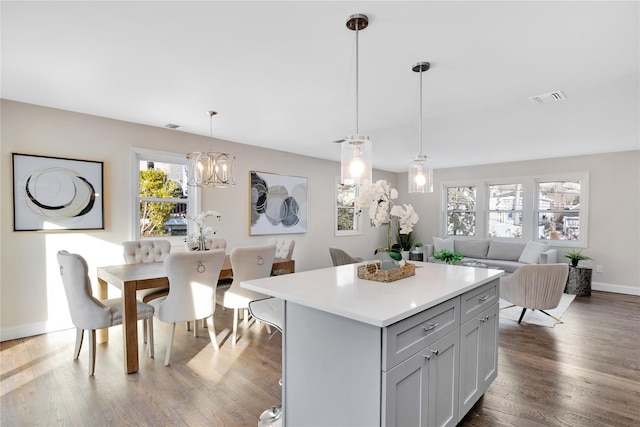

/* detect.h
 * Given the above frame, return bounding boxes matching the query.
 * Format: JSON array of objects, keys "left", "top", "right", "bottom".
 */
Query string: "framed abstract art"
[
  {"left": 12, "top": 153, "right": 104, "bottom": 231},
  {"left": 249, "top": 171, "right": 307, "bottom": 235}
]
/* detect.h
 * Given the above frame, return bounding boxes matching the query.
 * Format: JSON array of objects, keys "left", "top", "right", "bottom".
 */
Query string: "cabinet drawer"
[
  {"left": 383, "top": 297, "right": 460, "bottom": 370},
  {"left": 460, "top": 279, "right": 499, "bottom": 324}
]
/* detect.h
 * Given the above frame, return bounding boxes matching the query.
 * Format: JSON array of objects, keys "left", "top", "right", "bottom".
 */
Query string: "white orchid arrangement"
[
  {"left": 185, "top": 210, "right": 222, "bottom": 251},
  {"left": 356, "top": 180, "right": 419, "bottom": 250}
]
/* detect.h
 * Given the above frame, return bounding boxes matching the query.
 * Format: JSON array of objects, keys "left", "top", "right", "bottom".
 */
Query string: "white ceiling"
[{"left": 2, "top": 1, "right": 639, "bottom": 172}]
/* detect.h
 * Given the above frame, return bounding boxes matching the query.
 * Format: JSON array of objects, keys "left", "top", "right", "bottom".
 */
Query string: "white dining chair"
[
  {"left": 122, "top": 239, "right": 171, "bottom": 341},
  {"left": 223, "top": 245, "right": 276, "bottom": 345},
  {"left": 185, "top": 238, "right": 227, "bottom": 251},
  {"left": 268, "top": 238, "right": 295, "bottom": 260},
  {"left": 149, "top": 250, "right": 226, "bottom": 365},
  {"left": 57, "top": 250, "right": 155, "bottom": 375}
]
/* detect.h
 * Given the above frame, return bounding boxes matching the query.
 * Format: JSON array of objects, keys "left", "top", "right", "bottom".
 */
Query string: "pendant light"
[
  {"left": 408, "top": 62, "right": 433, "bottom": 194},
  {"left": 341, "top": 13, "right": 372, "bottom": 187},
  {"left": 186, "top": 111, "right": 236, "bottom": 188}
]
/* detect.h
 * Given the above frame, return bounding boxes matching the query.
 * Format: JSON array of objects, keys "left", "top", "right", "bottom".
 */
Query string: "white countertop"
[{"left": 242, "top": 261, "right": 503, "bottom": 327}]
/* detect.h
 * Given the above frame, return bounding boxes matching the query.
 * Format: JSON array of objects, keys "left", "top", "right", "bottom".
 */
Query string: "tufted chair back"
[
  {"left": 123, "top": 240, "right": 171, "bottom": 264},
  {"left": 268, "top": 238, "right": 295, "bottom": 259}
]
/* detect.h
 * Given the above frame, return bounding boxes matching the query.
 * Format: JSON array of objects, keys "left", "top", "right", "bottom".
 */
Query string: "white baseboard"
[
  {"left": 0, "top": 320, "right": 73, "bottom": 342},
  {"left": 592, "top": 281, "right": 640, "bottom": 296}
]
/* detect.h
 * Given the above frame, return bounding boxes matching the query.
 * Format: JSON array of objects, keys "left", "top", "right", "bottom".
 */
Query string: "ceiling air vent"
[
  {"left": 528, "top": 91, "right": 566, "bottom": 104},
  {"left": 164, "top": 123, "right": 182, "bottom": 129}
]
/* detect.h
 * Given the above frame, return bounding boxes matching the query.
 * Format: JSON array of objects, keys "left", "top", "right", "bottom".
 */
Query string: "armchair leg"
[
  {"left": 518, "top": 308, "right": 527, "bottom": 324},
  {"left": 539, "top": 310, "right": 564, "bottom": 324},
  {"left": 88, "top": 330, "right": 96, "bottom": 376},
  {"left": 165, "top": 323, "right": 176, "bottom": 366},
  {"left": 207, "top": 316, "right": 220, "bottom": 351},
  {"left": 232, "top": 308, "right": 239, "bottom": 345},
  {"left": 73, "top": 328, "right": 84, "bottom": 360},
  {"left": 147, "top": 317, "right": 154, "bottom": 358}
]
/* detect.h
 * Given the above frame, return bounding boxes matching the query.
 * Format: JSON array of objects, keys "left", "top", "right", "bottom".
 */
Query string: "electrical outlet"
[{"left": 596, "top": 265, "right": 603, "bottom": 273}]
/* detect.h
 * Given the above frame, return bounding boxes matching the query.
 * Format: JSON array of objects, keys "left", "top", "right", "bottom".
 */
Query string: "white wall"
[
  {"left": 0, "top": 100, "right": 395, "bottom": 340},
  {"left": 399, "top": 151, "right": 640, "bottom": 296},
  {"left": 2, "top": 100, "right": 638, "bottom": 341}
]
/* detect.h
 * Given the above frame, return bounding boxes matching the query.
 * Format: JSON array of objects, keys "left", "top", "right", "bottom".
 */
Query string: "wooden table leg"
[
  {"left": 97, "top": 278, "right": 109, "bottom": 344},
  {"left": 122, "top": 280, "right": 139, "bottom": 374}
]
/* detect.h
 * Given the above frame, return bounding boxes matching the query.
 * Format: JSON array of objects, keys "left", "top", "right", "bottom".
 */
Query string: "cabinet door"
[
  {"left": 382, "top": 349, "right": 430, "bottom": 426},
  {"left": 458, "top": 303, "right": 499, "bottom": 418},
  {"left": 429, "top": 329, "right": 460, "bottom": 427}
]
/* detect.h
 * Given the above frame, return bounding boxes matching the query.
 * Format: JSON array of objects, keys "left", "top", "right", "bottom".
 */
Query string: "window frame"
[
  {"left": 335, "top": 177, "right": 362, "bottom": 236},
  {"left": 440, "top": 172, "right": 589, "bottom": 248},
  {"left": 131, "top": 148, "right": 201, "bottom": 243},
  {"left": 487, "top": 182, "right": 525, "bottom": 239}
]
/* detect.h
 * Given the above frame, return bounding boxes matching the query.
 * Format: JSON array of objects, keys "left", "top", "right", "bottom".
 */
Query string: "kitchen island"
[{"left": 242, "top": 261, "right": 502, "bottom": 427}]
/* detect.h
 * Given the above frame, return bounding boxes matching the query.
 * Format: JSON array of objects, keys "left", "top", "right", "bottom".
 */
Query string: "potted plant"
[
  {"left": 564, "top": 250, "right": 591, "bottom": 267},
  {"left": 410, "top": 242, "right": 424, "bottom": 261},
  {"left": 433, "top": 249, "right": 464, "bottom": 265}
]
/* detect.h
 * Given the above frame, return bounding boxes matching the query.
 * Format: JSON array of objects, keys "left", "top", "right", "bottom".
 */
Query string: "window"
[
  {"left": 132, "top": 149, "right": 199, "bottom": 241},
  {"left": 335, "top": 180, "right": 361, "bottom": 236},
  {"left": 446, "top": 186, "right": 476, "bottom": 236},
  {"left": 537, "top": 180, "right": 582, "bottom": 241},
  {"left": 488, "top": 184, "right": 523, "bottom": 238}
]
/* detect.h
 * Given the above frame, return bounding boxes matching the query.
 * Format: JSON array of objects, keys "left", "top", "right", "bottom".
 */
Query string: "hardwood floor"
[{"left": 2, "top": 291, "right": 639, "bottom": 426}]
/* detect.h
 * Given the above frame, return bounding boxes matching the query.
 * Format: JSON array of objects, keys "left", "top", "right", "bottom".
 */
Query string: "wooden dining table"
[{"left": 96, "top": 255, "right": 295, "bottom": 374}]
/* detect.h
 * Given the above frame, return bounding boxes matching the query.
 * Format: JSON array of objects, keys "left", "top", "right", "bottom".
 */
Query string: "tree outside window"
[
  {"left": 336, "top": 182, "right": 360, "bottom": 235},
  {"left": 446, "top": 186, "right": 476, "bottom": 236},
  {"left": 138, "top": 161, "right": 188, "bottom": 238}
]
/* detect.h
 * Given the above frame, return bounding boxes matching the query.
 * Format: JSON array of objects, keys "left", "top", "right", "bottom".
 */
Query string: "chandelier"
[
  {"left": 340, "top": 13, "right": 372, "bottom": 187},
  {"left": 408, "top": 62, "right": 433, "bottom": 194},
  {"left": 186, "top": 111, "right": 236, "bottom": 188}
]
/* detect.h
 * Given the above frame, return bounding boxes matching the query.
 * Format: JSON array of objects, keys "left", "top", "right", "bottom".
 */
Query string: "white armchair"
[
  {"left": 57, "top": 250, "right": 154, "bottom": 375},
  {"left": 500, "top": 263, "right": 569, "bottom": 324}
]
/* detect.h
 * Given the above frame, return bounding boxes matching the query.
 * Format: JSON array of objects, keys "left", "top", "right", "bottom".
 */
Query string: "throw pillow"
[
  {"left": 433, "top": 237, "right": 454, "bottom": 253},
  {"left": 487, "top": 241, "right": 526, "bottom": 262},
  {"left": 518, "top": 241, "right": 548, "bottom": 264},
  {"left": 454, "top": 240, "right": 490, "bottom": 259}
]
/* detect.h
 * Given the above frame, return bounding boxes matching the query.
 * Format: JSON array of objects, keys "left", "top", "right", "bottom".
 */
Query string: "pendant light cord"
[
  {"left": 355, "top": 24, "right": 360, "bottom": 134},
  {"left": 419, "top": 67, "right": 423, "bottom": 156}
]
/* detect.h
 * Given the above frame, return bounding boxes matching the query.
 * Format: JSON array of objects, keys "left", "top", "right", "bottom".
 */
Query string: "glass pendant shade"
[
  {"left": 341, "top": 134, "right": 372, "bottom": 186},
  {"left": 408, "top": 61, "right": 433, "bottom": 194},
  {"left": 408, "top": 154, "right": 433, "bottom": 193}
]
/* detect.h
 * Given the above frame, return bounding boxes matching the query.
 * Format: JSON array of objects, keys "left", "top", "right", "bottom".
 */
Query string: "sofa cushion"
[
  {"left": 487, "top": 241, "right": 526, "bottom": 262},
  {"left": 454, "top": 240, "right": 489, "bottom": 259},
  {"left": 518, "top": 241, "right": 548, "bottom": 264},
  {"left": 433, "top": 237, "right": 454, "bottom": 253}
]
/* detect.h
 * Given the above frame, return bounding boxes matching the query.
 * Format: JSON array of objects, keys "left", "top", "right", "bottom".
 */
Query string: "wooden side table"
[{"left": 565, "top": 265, "right": 592, "bottom": 296}]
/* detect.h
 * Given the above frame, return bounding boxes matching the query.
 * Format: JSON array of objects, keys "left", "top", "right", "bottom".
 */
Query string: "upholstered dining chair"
[
  {"left": 500, "top": 263, "right": 570, "bottom": 324},
  {"left": 122, "top": 239, "right": 172, "bottom": 302},
  {"left": 268, "top": 238, "right": 295, "bottom": 260},
  {"left": 185, "top": 238, "right": 227, "bottom": 252},
  {"left": 329, "top": 247, "right": 363, "bottom": 266},
  {"left": 122, "top": 239, "right": 171, "bottom": 341},
  {"left": 149, "top": 250, "right": 226, "bottom": 365},
  {"left": 57, "top": 250, "right": 155, "bottom": 375},
  {"left": 223, "top": 245, "right": 276, "bottom": 345}
]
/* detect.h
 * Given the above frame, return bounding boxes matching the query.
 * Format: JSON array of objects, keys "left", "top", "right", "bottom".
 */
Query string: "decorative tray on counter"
[{"left": 357, "top": 262, "right": 416, "bottom": 283}]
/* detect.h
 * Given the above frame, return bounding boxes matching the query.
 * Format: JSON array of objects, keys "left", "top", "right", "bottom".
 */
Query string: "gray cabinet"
[
  {"left": 383, "top": 330, "right": 460, "bottom": 427},
  {"left": 458, "top": 302, "right": 499, "bottom": 418}
]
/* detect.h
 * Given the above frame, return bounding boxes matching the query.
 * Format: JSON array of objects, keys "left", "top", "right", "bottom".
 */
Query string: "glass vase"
[{"left": 378, "top": 250, "right": 399, "bottom": 270}]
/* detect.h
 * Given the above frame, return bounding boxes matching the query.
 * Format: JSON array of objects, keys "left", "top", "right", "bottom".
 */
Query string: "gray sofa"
[{"left": 424, "top": 239, "right": 557, "bottom": 273}]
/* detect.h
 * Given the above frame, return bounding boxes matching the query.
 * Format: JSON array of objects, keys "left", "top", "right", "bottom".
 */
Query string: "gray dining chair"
[
  {"left": 329, "top": 247, "right": 363, "bottom": 266},
  {"left": 57, "top": 250, "right": 155, "bottom": 375}
]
